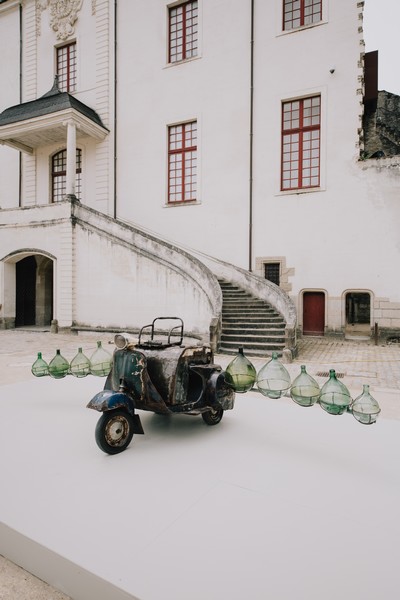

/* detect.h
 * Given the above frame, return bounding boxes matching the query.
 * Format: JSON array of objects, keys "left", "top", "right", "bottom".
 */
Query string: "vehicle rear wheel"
[
  {"left": 202, "top": 408, "right": 224, "bottom": 426},
  {"left": 95, "top": 409, "right": 135, "bottom": 454}
]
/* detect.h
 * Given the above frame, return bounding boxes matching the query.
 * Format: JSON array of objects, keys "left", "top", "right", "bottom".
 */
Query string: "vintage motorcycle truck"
[{"left": 87, "top": 318, "right": 235, "bottom": 454}]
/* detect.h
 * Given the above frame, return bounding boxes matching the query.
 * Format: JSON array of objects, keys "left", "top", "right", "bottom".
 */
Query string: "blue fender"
[
  {"left": 87, "top": 390, "right": 136, "bottom": 415},
  {"left": 87, "top": 390, "right": 144, "bottom": 435}
]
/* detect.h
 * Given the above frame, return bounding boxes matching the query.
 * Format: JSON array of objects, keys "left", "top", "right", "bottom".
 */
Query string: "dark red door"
[{"left": 303, "top": 292, "right": 325, "bottom": 336}]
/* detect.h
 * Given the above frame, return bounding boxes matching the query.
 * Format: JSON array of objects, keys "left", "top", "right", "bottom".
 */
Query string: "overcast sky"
[{"left": 363, "top": 0, "right": 400, "bottom": 95}]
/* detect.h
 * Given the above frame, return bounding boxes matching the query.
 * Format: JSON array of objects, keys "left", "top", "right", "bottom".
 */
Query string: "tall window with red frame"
[
  {"left": 281, "top": 96, "right": 321, "bottom": 191},
  {"left": 51, "top": 148, "right": 82, "bottom": 202},
  {"left": 169, "top": 1, "right": 198, "bottom": 63},
  {"left": 168, "top": 121, "right": 197, "bottom": 203},
  {"left": 56, "top": 42, "right": 77, "bottom": 92},
  {"left": 283, "top": 0, "right": 322, "bottom": 31}
]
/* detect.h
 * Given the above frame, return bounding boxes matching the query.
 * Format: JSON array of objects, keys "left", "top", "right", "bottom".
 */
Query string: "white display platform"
[{"left": 1, "top": 375, "right": 399, "bottom": 600}]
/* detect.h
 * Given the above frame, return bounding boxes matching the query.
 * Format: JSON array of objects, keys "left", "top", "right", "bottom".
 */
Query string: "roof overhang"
[{"left": 0, "top": 107, "right": 108, "bottom": 154}]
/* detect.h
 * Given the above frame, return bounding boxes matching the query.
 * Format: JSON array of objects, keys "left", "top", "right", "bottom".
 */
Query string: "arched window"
[{"left": 51, "top": 148, "right": 82, "bottom": 202}]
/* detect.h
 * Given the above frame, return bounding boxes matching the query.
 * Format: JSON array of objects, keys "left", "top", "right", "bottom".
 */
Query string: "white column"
[{"left": 66, "top": 120, "right": 76, "bottom": 197}]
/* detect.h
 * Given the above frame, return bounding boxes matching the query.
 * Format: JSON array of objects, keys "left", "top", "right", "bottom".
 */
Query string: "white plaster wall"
[
  {"left": 0, "top": 148, "right": 19, "bottom": 210},
  {"left": 0, "top": 2, "right": 20, "bottom": 209},
  {"left": 73, "top": 226, "right": 214, "bottom": 335},
  {"left": 252, "top": 0, "right": 399, "bottom": 329},
  {"left": 36, "top": 138, "right": 98, "bottom": 206},
  {"left": 113, "top": 0, "right": 400, "bottom": 333},
  {"left": 112, "top": 0, "right": 400, "bottom": 331},
  {"left": 33, "top": 0, "right": 113, "bottom": 214},
  {"left": 36, "top": 0, "right": 97, "bottom": 103},
  {"left": 0, "top": 203, "right": 218, "bottom": 335},
  {"left": 116, "top": 0, "right": 251, "bottom": 268},
  {"left": 0, "top": 205, "right": 73, "bottom": 326},
  {"left": 250, "top": 0, "right": 368, "bottom": 297}
]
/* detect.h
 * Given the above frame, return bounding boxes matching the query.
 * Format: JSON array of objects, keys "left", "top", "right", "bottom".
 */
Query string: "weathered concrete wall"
[{"left": 72, "top": 202, "right": 222, "bottom": 336}]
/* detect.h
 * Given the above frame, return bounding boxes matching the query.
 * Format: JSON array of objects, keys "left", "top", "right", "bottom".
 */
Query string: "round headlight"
[{"left": 114, "top": 333, "right": 130, "bottom": 349}]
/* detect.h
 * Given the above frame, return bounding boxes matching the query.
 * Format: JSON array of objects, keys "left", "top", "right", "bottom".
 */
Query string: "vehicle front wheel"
[
  {"left": 202, "top": 408, "right": 224, "bottom": 426},
  {"left": 95, "top": 409, "right": 135, "bottom": 454}
]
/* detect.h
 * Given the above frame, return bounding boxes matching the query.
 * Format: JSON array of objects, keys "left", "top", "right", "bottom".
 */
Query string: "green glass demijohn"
[
  {"left": 225, "top": 347, "right": 257, "bottom": 393},
  {"left": 256, "top": 352, "right": 291, "bottom": 399},
  {"left": 351, "top": 384, "right": 381, "bottom": 425},
  {"left": 319, "top": 369, "right": 352, "bottom": 415},
  {"left": 90, "top": 341, "right": 112, "bottom": 377},
  {"left": 48, "top": 349, "right": 70, "bottom": 379},
  {"left": 290, "top": 365, "right": 320, "bottom": 407},
  {"left": 31, "top": 352, "right": 49, "bottom": 377},
  {"left": 70, "top": 347, "right": 91, "bottom": 378}
]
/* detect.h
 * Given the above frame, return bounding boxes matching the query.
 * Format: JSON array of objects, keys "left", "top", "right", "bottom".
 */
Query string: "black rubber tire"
[
  {"left": 95, "top": 409, "right": 135, "bottom": 454},
  {"left": 202, "top": 408, "right": 224, "bottom": 426}
]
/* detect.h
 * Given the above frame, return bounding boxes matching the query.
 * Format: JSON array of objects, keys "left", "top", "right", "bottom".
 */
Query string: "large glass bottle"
[
  {"left": 70, "top": 347, "right": 91, "bottom": 378},
  {"left": 290, "top": 365, "right": 320, "bottom": 407},
  {"left": 319, "top": 369, "right": 352, "bottom": 415},
  {"left": 90, "top": 341, "right": 112, "bottom": 377},
  {"left": 48, "top": 349, "right": 70, "bottom": 379},
  {"left": 351, "top": 384, "right": 381, "bottom": 425},
  {"left": 256, "top": 352, "right": 291, "bottom": 399},
  {"left": 31, "top": 352, "right": 49, "bottom": 377},
  {"left": 225, "top": 347, "right": 257, "bottom": 393}
]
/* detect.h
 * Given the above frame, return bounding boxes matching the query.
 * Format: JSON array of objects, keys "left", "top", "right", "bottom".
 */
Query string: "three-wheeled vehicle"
[{"left": 87, "top": 318, "right": 235, "bottom": 454}]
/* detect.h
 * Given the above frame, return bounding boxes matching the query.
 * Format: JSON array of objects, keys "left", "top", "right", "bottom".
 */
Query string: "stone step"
[
  {"left": 221, "top": 289, "right": 253, "bottom": 296},
  {"left": 222, "top": 315, "right": 284, "bottom": 323},
  {"left": 222, "top": 327, "right": 285, "bottom": 339},
  {"left": 218, "top": 341, "right": 285, "bottom": 356},
  {"left": 222, "top": 323, "right": 285, "bottom": 330},
  {"left": 222, "top": 303, "right": 276, "bottom": 310},
  {"left": 222, "top": 296, "right": 269, "bottom": 302},
  {"left": 222, "top": 309, "right": 279, "bottom": 317},
  {"left": 221, "top": 333, "right": 285, "bottom": 344},
  {"left": 218, "top": 278, "right": 286, "bottom": 357}
]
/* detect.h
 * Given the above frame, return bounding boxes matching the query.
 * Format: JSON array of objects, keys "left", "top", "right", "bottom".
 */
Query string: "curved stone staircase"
[{"left": 218, "top": 280, "right": 286, "bottom": 357}]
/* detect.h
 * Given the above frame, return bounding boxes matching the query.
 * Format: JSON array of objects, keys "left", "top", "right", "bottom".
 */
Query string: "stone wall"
[{"left": 363, "top": 91, "right": 400, "bottom": 158}]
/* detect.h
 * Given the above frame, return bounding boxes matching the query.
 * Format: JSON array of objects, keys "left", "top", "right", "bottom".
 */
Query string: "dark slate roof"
[{"left": 0, "top": 79, "right": 108, "bottom": 130}]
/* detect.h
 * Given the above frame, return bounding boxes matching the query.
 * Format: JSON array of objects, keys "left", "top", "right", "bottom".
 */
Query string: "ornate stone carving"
[
  {"left": 50, "top": 0, "right": 84, "bottom": 40},
  {"left": 36, "top": 0, "right": 49, "bottom": 36},
  {"left": 36, "top": 0, "right": 84, "bottom": 40}
]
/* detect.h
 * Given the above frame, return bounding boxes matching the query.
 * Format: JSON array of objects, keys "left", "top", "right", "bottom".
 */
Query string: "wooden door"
[{"left": 303, "top": 292, "right": 325, "bottom": 336}]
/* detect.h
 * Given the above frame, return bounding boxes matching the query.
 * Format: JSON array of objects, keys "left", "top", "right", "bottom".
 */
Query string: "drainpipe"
[
  {"left": 113, "top": 0, "right": 118, "bottom": 219},
  {"left": 249, "top": 0, "right": 255, "bottom": 271},
  {"left": 18, "top": 1, "right": 22, "bottom": 207}
]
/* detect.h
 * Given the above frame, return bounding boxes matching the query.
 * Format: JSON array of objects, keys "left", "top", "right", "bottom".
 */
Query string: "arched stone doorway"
[
  {"left": 345, "top": 291, "right": 371, "bottom": 339},
  {"left": 15, "top": 254, "right": 54, "bottom": 327},
  {"left": 2, "top": 252, "right": 54, "bottom": 329}
]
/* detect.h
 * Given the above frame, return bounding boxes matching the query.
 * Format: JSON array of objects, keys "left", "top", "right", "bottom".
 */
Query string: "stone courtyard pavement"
[
  {"left": 1, "top": 329, "right": 400, "bottom": 388},
  {"left": 0, "top": 329, "right": 399, "bottom": 599}
]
